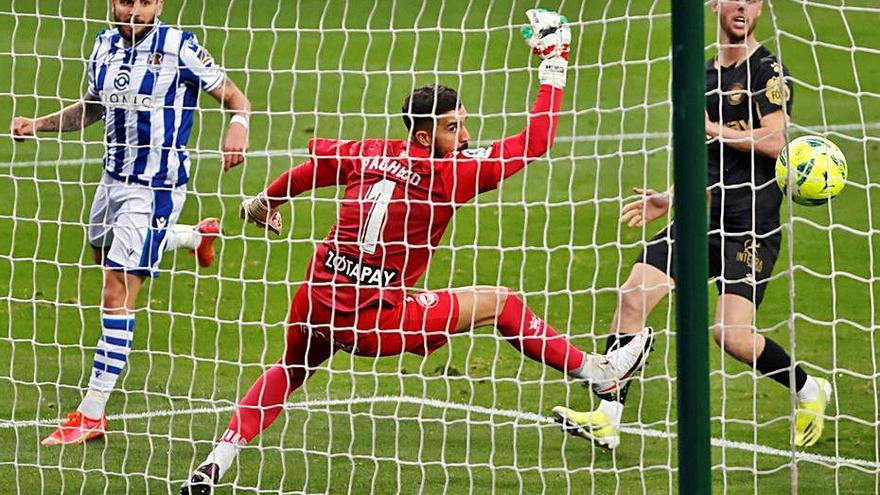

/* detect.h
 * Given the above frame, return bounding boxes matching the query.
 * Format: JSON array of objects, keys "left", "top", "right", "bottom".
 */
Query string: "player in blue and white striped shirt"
[{"left": 11, "top": 0, "right": 252, "bottom": 445}]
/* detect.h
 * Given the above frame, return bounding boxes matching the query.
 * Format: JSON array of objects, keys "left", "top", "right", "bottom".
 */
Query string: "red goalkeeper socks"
[
  {"left": 227, "top": 365, "right": 295, "bottom": 442},
  {"left": 496, "top": 293, "right": 584, "bottom": 375}
]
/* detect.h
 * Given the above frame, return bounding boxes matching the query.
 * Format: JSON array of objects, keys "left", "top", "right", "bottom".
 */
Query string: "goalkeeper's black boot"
[{"left": 180, "top": 463, "right": 220, "bottom": 495}]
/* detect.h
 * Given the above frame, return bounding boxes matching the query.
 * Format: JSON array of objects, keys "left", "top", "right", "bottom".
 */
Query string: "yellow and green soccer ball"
[{"left": 775, "top": 135, "right": 847, "bottom": 206}]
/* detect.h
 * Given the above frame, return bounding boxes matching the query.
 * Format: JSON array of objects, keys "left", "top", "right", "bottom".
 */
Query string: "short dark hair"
[{"left": 401, "top": 84, "right": 461, "bottom": 131}]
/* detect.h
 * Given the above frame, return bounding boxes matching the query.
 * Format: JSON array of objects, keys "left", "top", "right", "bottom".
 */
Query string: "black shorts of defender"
[{"left": 636, "top": 226, "right": 781, "bottom": 308}]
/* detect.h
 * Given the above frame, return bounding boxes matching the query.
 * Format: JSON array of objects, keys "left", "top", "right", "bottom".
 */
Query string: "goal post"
[{"left": 671, "top": 0, "right": 711, "bottom": 493}]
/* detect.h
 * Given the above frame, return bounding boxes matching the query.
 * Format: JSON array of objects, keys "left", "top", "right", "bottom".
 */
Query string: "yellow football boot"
[
  {"left": 552, "top": 406, "right": 619, "bottom": 450},
  {"left": 795, "top": 377, "right": 832, "bottom": 448}
]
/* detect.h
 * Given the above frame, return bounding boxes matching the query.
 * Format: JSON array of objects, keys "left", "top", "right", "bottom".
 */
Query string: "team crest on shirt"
[
  {"left": 727, "top": 82, "right": 745, "bottom": 106},
  {"left": 149, "top": 52, "right": 164, "bottom": 72},
  {"left": 765, "top": 75, "right": 790, "bottom": 106},
  {"left": 416, "top": 293, "right": 439, "bottom": 308}
]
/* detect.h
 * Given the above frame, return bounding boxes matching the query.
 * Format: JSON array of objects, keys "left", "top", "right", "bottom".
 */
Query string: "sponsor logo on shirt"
[
  {"left": 361, "top": 156, "right": 422, "bottom": 186},
  {"left": 529, "top": 315, "right": 545, "bottom": 332},
  {"left": 727, "top": 82, "right": 745, "bottom": 106},
  {"left": 724, "top": 119, "right": 751, "bottom": 132},
  {"left": 736, "top": 239, "right": 764, "bottom": 273},
  {"left": 458, "top": 145, "right": 494, "bottom": 159},
  {"left": 113, "top": 70, "right": 130, "bottom": 91},
  {"left": 324, "top": 248, "right": 398, "bottom": 287},
  {"left": 102, "top": 92, "right": 154, "bottom": 110}
]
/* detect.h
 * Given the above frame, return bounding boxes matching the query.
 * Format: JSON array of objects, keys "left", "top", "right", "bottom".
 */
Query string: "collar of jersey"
[
  {"left": 113, "top": 20, "right": 162, "bottom": 50},
  {"left": 404, "top": 141, "right": 432, "bottom": 159},
  {"left": 714, "top": 42, "right": 762, "bottom": 70}
]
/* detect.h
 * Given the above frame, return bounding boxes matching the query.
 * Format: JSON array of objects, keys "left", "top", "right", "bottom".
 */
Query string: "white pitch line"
[
  {"left": 2, "top": 394, "right": 877, "bottom": 470},
  {"left": 0, "top": 148, "right": 310, "bottom": 169},
  {"left": 2, "top": 122, "right": 877, "bottom": 169},
  {"left": 555, "top": 122, "right": 880, "bottom": 144}
]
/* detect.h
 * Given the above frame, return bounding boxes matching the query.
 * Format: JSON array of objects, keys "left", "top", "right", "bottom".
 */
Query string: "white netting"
[{"left": 0, "top": 0, "right": 878, "bottom": 493}]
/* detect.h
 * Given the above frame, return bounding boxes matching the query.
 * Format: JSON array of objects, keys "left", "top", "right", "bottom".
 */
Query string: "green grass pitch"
[{"left": 1, "top": 0, "right": 879, "bottom": 493}]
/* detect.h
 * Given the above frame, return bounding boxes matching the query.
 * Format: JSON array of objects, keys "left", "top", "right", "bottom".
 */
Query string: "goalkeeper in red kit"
[{"left": 182, "top": 10, "right": 653, "bottom": 493}]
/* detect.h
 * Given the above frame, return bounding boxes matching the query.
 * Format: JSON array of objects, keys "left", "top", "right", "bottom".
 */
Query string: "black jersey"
[{"left": 705, "top": 45, "right": 793, "bottom": 234}]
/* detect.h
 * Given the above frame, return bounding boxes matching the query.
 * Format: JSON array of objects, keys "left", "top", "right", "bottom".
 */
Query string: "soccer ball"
[{"left": 775, "top": 135, "right": 847, "bottom": 206}]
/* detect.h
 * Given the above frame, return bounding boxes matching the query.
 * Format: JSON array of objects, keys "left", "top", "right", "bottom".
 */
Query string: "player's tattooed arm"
[
  {"left": 208, "top": 77, "right": 251, "bottom": 119},
  {"left": 208, "top": 77, "right": 252, "bottom": 171},
  {"left": 11, "top": 94, "right": 103, "bottom": 140}
]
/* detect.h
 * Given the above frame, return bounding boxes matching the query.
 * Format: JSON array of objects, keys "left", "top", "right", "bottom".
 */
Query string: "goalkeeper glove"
[
  {"left": 240, "top": 193, "right": 283, "bottom": 235},
  {"left": 522, "top": 8, "right": 571, "bottom": 60},
  {"left": 522, "top": 9, "right": 571, "bottom": 89},
  {"left": 537, "top": 57, "right": 569, "bottom": 89}
]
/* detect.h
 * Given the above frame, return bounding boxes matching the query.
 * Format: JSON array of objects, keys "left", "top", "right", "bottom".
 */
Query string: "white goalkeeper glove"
[
  {"left": 537, "top": 57, "right": 569, "bottom": 89},
  {"left": 240, "top": 192, "right": 283, "bottom": 235},
  {"left": 522, "top": 8, "right": 571, "bottom": 89}
]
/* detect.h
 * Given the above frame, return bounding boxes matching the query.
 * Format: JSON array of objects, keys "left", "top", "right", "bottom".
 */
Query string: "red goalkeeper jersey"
[{"left": 267, "top": 85, "right": 563, "bottom": 312}]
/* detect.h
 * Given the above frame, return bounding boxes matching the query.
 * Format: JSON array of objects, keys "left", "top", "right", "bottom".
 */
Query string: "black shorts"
[{"left": 636, "top": 226, "right": 781, "bottom": 308}]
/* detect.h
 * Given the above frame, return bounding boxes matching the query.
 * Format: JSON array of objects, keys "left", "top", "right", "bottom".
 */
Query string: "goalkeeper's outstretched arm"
[
  {"left": 450, "top": 9, "right": 570, "bottom": 201},
  {"left": 240, "top": 138, "right": 356, "bottom": 235},
  {"left": 11, "top": 94, "right": 103, "bottom": 141},
  {"left": 494, "top": 9, "right": 570, "bottom": 167},
  {"left": 238, "top": 159, "right": 327, "bottom": 236},
  {"left": 495, "top": 81, "right": 565, "bottom": 166}
]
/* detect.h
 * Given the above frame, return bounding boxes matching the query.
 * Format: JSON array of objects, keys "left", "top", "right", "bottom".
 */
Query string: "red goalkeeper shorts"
[{"left": 288, "top": 287, "right": 460, "bottom": 357}]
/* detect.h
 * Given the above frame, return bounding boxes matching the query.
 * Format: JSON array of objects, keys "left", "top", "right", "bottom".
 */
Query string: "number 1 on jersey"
[{"left": 360, "top": 179, "right": 397, "bottom": 254}]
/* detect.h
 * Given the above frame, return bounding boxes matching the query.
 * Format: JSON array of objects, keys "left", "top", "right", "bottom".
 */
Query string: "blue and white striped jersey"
[{"left": 86, "top": 21, "right": 226, "bottom": 188}]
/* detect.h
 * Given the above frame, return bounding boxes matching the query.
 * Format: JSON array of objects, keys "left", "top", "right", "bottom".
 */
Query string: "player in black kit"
[{"left": 552, "top": 0, "right": 832, "bottom": 450}]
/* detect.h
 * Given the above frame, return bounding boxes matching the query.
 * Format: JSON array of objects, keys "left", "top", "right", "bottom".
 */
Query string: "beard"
[
  {"left": 432, "top": 141, "right": 468, "bottom": 159},
  {"left": 722, "top": 16, "right": 757, "bottom": 44},
  {"left": 113, "top": 11, "right": 157, "bottom": 44}
]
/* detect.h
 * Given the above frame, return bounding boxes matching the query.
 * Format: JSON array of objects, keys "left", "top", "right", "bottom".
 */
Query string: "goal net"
[{"left": 0, "top": 0, "right": 877, "bottom": 493}]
